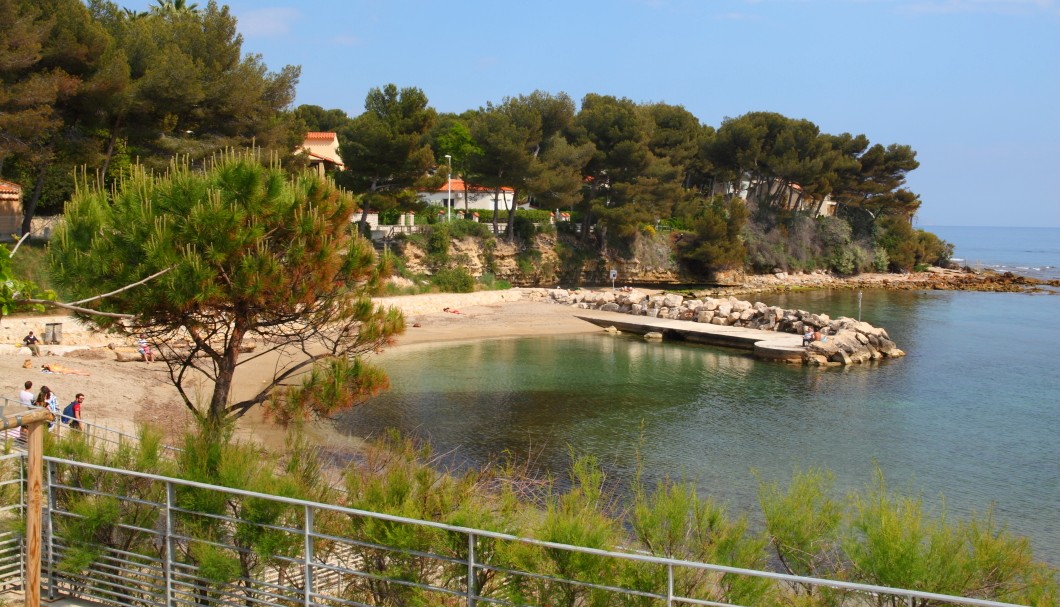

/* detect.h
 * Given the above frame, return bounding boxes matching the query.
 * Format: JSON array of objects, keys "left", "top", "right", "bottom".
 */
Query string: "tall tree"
[
  {"left": 293, "top": 104, "right": 350, "bottom": 133},
  {"left": 571, "top": 94, "right": 652, "bottom": 248},
  {"left": 94, "top": 0, "right": 301, "bottom": 171},
  {"left": 431, "top": 113, "right": 482, "bottom": 212},
  {"left": 49, "top": 151, "right": 404, "bottom": 428},
  {"left": 832, "top": 142, "right": 921, "bottom": 236},
  {"left": 469, "top": 91, "right": 574, "bottom": 241},
  {"left": 339, "top": 84, "right": 436, "bottom": 232},
  {"left": 0, "top": 0, "right": 113, "bottom": 234}
]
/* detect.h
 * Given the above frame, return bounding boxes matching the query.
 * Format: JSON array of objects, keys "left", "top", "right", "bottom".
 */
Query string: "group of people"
[{"left": 18, "top": 380, "right": 84, "bottom": 431}]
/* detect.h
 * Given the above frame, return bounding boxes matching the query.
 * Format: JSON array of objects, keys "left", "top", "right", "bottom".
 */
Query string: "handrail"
[{"left": 0, "top": 453, "right": 1029, "bottom": 607}]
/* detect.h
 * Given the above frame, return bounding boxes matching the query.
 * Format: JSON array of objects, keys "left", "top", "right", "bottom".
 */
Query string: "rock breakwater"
[{"left": 527, "top": 288, "right": 904, "bottom": 366}]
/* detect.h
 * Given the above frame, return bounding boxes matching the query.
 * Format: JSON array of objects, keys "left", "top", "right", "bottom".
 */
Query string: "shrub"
[
  {"left": 760, "top": 466, "right": 1058, "bottom": 605},
  {"left": 876, "top": 216, "right": 954, "bottom": 271},
  {"left": 431, "top": 267, "right": 475, "bottom": 293},
  {"left": 477, "top": 273, "right": 511, "bottom": 290}
]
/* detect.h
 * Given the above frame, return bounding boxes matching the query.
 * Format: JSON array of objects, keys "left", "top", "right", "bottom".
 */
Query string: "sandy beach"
[{"left": 0, "top": 291, "right": 601, "bottom": 450}]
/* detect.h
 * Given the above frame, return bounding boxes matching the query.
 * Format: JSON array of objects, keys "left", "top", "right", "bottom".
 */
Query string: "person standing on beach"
[
  {"left": 63, "top": 393, "right": 84, "bottom": 430},
  {"left": 23, "top": 331, "right": 41, "bottom": 356},
  {"left": 19, "top": 381, "right": 34, "bottom": 406}
]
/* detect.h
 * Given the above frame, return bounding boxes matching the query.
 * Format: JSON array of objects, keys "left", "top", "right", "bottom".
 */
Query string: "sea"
[{"left": 336, "top": 226, "right": 1060, "bottom": 567}]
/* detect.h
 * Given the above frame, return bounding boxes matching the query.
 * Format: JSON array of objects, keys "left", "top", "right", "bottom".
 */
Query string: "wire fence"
[{"left": 0, "top": 451, "right": 1031, "bottom": 607}]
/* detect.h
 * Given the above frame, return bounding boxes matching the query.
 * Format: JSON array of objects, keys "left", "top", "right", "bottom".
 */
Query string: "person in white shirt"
[{"left": 19, "top": 380, "right": 34, "bottom": 406}]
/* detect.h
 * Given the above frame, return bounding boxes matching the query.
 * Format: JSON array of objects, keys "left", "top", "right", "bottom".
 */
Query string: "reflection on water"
[{"left": 337, "top": 289, "right": 1060, "bottom": 566}]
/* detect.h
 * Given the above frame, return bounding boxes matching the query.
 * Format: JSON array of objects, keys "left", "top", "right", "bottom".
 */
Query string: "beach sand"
[{"left": 0, "top": 291, "right": 600, "bottom": 451}]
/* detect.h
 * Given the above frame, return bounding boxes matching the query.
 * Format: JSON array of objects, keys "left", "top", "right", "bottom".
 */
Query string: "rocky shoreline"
[
  {"left": 709, "top": 266, "right": 1060, "bottom": 297},
  {"left": 527, "top": 287, "right": 904, "bottom": 366}
]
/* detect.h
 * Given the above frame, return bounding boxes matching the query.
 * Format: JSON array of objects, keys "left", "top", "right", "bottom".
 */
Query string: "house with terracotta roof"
[
  {"left": 419, "top": 178, "right": 518, "bottom": 212},
  {"left": 295, "top": 132, "right": 345, "bottom": 176},
  {"left": 0, "top": 180, "right": 22, "bottom": 238}
]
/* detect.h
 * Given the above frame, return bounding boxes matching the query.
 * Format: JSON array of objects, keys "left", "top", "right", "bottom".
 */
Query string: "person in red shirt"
[{"left": 63, "top": 393, "right": 85, "bottom": 430}]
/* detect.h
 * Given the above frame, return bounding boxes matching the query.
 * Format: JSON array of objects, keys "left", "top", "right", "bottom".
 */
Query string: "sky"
[{"left": 122, "top": 0, "right": 1060, "bottom": 228}]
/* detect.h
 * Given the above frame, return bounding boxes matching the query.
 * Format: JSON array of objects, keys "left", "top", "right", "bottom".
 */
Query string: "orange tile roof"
[
  {"left": 305, "top": 132, "right": 337, "bottom": 141},
  {"left": 0, "top": 180, "right": 22, "bottom": 194},
  {"left": 432, "top": 178, "right": 513, "bottom": 193}
]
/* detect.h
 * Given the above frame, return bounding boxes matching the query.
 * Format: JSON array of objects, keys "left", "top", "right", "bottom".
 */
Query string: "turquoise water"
[
  {"left": 337, "top": 225, "right": 1060, "bottom": 565},
  {"left": 338, "top": 289, "right": 1060, "bottom": 566}
]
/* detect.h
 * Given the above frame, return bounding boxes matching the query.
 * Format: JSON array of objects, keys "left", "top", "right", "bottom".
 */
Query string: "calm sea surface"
[
  {"left": 926, "top": 225, "right": 1060, "bottom": 280},
  {"left": 337, "top": 227, "right": 1060, "bottom": 566}
]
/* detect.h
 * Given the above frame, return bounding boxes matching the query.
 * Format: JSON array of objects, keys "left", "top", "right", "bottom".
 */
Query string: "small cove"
[{"left": 337, "top": 287, "right": 1060, "bottom": 567}]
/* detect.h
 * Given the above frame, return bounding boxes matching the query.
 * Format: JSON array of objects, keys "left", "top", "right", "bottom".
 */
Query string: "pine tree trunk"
[{"left": 20, "top": 160, "right": 49, "bottom": 237}]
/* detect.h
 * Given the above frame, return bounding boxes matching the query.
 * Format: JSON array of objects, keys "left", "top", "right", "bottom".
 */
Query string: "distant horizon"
[{"left": 919, "top": 224, "right": 1060, "bottom": 229}]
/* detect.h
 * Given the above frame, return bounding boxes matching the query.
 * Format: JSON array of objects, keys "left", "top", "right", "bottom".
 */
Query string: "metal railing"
[
  {"left": 0, "top": 451, "right": 1032, "bottom": 607},
  {"left": 1, "top": 397, "right": 181, "bottom": 458}
]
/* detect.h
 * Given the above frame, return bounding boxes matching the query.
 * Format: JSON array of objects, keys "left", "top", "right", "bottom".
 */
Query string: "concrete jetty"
[{"left": 575, "top": 311, "right": 806, "bottom": 363}]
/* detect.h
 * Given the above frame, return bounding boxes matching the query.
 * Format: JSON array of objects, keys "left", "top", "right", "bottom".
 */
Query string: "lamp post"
[{"left": 445, "top": 154, "right": 453, "bottom": 222}]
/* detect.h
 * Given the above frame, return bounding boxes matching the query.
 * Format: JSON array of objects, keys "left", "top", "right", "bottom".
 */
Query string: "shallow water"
[{"left": 338, "top": 288, "right": 1060, "bottom": 566}]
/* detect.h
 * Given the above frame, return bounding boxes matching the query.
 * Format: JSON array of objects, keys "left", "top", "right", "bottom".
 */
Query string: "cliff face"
[{"left": 397, "top": 232, "right": 686, "bottom": 287}]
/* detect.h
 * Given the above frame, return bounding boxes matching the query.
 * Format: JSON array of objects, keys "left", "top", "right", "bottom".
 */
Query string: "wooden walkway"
[{"left": 574, "top": 311, "right": 806, "bottom": 363}]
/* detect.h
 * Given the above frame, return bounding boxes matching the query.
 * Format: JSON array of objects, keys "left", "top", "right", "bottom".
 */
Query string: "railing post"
[
  {"left": 165, "top": 481, "right": 174, "bottom": 607},
  {"left": 304, "top": 506, "right": 313, "bottom": 607},
  {"left": 466, "top": 532, "right": 476, "bottom": 607},
  {"left": 24, "top": 419, "right": 45, "bottom": 607},
  {"left": 18, "top": 456, "right": 25, "bottom": 594},
  {"left": 45, "top": 460, "right": 55, "bottom": 601},
  {"left": 667, "top": 562, "right": 674, "bottom": 607}
]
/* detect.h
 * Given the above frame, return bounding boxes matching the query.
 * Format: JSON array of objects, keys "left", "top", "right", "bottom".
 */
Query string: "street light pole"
[{"left": 445, "top": 154, "right": 452, "bottom": 222}]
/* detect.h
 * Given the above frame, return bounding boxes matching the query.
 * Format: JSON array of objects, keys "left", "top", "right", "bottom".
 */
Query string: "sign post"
[{"left": 609, "top": 269, "right": 617, "bottom": 292}]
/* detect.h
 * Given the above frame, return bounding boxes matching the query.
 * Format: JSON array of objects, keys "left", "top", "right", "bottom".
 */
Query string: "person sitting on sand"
[
  {"left": 443, "top": 307, "right": 463, "bottom": 314},
  {"left": 41, "top": 363, "right": 91, "bottom": 376},
  {"left": 136, "top": 333, "right": 155, "bottom": 362},
  {"left": 23, "top": 331, "right": 41, "bottom": 356}
]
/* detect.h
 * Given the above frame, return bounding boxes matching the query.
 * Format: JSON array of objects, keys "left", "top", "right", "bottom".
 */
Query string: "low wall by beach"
[{"left": 527, "top": 288, "right": 904, "bottom": 366}]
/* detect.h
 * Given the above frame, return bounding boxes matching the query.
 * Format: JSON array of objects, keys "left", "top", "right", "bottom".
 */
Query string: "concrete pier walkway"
[{"left": 575, "top": 311, "right": 806, "bottom": 363}]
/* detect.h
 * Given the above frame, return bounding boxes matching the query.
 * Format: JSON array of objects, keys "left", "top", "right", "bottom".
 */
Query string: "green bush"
[
  {"left": 876, "top": 215, "right": 954, "bottom": 271},
  {"left": 477, "top": 273, "right": 511, "bottom": 290},
  {"left": 37, "top": 424, "right": 1059, "bottom": 607},
  {"left": 430, "top": 267, "right": 475, "bottom": 292},
  {"left": 760, "top": 466, "right": 1057, "bottom": 605}
]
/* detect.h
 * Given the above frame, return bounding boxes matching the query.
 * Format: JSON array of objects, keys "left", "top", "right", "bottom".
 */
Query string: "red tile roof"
[
  {"left": 305, "top": 132, "right": 337, "bottom": 141},
  {"left": 0, "top": 180, "right": 22, "bottom": 195},
  {"left": 431, "top": 178, "right": 513, "bottom": 193}
]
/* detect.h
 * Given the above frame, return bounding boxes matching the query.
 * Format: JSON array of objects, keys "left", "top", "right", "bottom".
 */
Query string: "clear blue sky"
[{"left": 123, "top": 0, "right": 1060, "bottom": 228}]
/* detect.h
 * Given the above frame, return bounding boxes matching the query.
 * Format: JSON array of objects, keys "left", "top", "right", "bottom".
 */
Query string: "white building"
[
  {"left": 419, "top": 179, "right": 517, "bottom": 212},
  {"left": 295, "top": 132, "right": 344, "bottom": 176}
]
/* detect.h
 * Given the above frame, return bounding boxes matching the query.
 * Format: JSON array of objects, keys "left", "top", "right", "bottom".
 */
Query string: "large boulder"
[{"left": 663, "top": 293, "right": 684, "bottom": 308}]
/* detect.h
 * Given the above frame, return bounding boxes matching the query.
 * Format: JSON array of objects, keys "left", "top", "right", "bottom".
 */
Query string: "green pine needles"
[{"left": 49, "top": 150, "right": 404, "bottom": 428}]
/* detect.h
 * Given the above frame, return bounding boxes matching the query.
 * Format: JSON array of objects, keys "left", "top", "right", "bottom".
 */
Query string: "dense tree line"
[
  {"left": 1, "top": 0, "right": 950, "bottom": 277},
  {"left": 296, "top": 87, "right": 951, "bottom": 275},
  {"left": 0, "top": 0, "right": 302, "bottom": 234}
]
